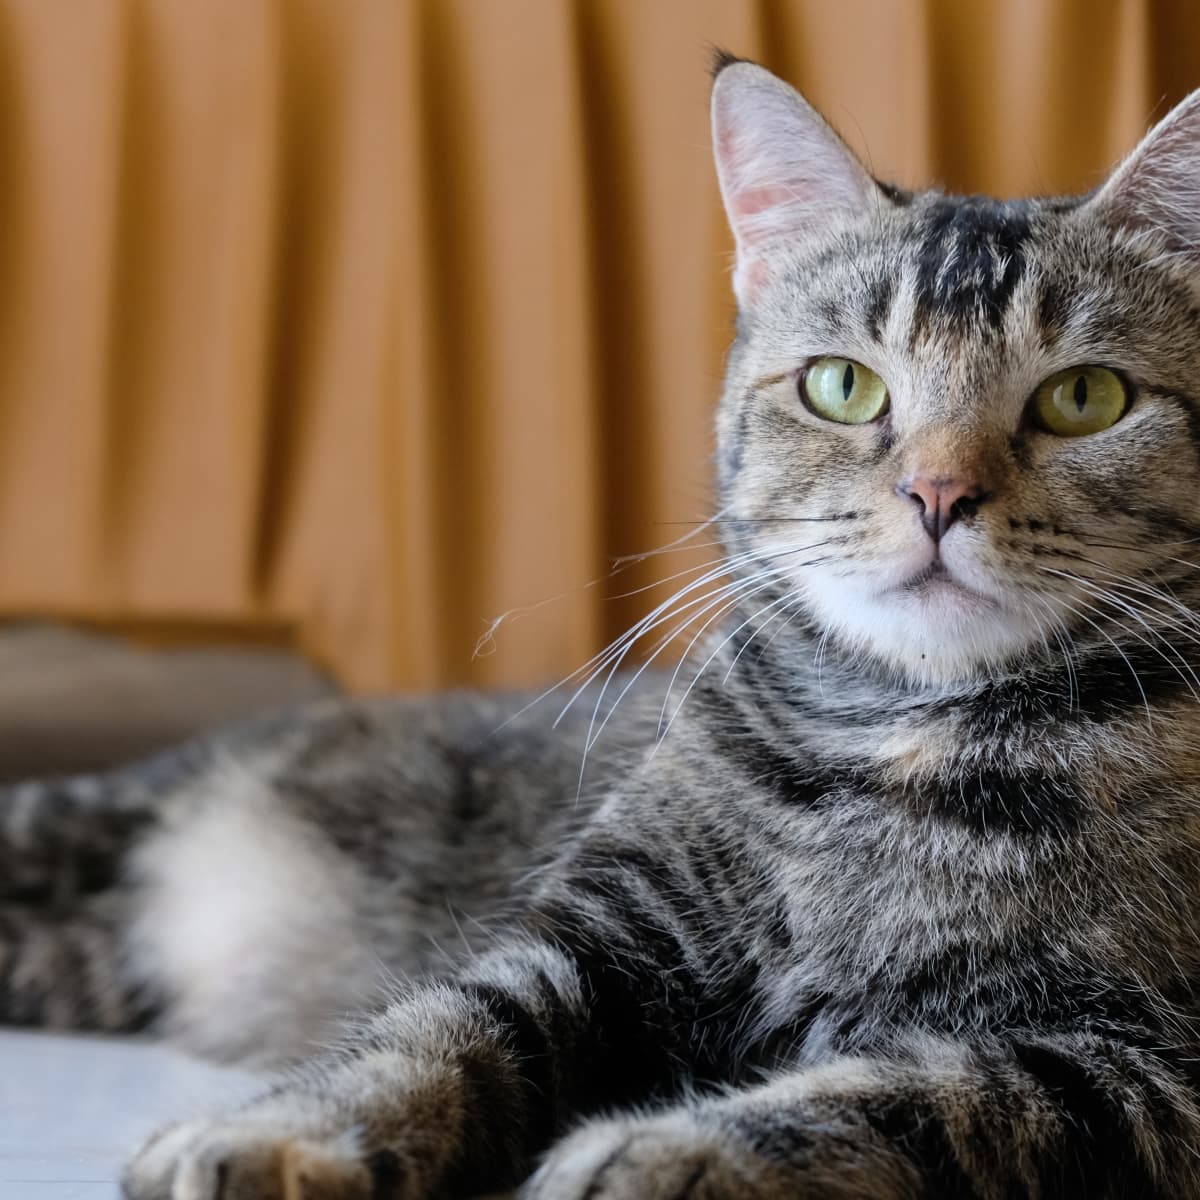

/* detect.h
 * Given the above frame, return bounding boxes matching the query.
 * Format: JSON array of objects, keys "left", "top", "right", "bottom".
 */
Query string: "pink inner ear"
[
  {"left": 716, "top": 111, "right": 871, "bottom": 256},
  {"left": 718, "top": 120, "right": 805, "bottom": 299},
  {"left": 717, "top": 121, "right": 808, "bottom": 250},
  {"left": 713, "top": 65, "right": 880, "bottom": 303},
  {"left": 731, "top": 184, "right": 804, "bottom": 221}
]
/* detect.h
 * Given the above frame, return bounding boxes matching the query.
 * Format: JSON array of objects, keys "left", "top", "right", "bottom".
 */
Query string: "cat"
[{"left": 7, "top": 51, "right": 1200, "bottom": 1198}]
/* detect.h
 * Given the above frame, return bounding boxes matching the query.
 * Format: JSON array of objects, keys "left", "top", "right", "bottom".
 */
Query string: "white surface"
[{"left": 0, "top": 1030, "right": 262, "bottom": 1199}]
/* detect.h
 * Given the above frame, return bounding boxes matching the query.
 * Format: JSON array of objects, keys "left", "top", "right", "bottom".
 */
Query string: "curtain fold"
[{"left": 0, "top": 0, "right": 1193, "bottom": 691}]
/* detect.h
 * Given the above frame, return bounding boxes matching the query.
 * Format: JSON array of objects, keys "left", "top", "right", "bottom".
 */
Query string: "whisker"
[
  {"left": 1039, "top": 563, "right": 1200, "bottom": 669},
  {"left": 1048, "top": 553, "right": 1200, "bottom": 640},
  {"left": 642, "top": 553, "right": 825, "bottom": 717},
  {"left": 481, "top": 510, "right": 743, "bottom": 737},
  {"left": 604, "top": 547, "right": 757, "bottom": 603},
  {"left": 1036, "top": 580, "right": 1157, "bottom": 722},
  {"left": 590, "top": 568, "right": 793, "bottom": 760},
  {"left": 722, "top": 591, "right": 802, "bottom": 685},
  {"left": 1041, "top": 569, "right": 1200, "bottom": 702},
  {"left": 571, "top": 538, "right": 838, "bottom": 783},
  {"left": 553, "top": 545, "right": 781, "bottom": 727},
  {"left": 1016, "top": 588, "right": 1074, "bottom": 702},
  {"left": 610, "top": 507, "right": 729, "bottom": 567},
  {"left": 659, "top": 584, "right": 809, "bottom": 746},
  {"left": 716, "top": 515, "right": 861, "bottom": 525},
  {"left": 655, "top": 575, "right": 800, "bottom": 744}
]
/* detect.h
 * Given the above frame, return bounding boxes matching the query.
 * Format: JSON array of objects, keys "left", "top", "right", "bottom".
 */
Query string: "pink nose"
[{"left": 897, "top": 474, "right": 988, "bottom": 542}]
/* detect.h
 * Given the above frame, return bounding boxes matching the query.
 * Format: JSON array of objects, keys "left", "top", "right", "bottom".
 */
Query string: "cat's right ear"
[
  {"left": 1089, "top": 89, "right": 1200, "bottom": 262},
  {"left": 711, "top": 56, "right": 881, "bottom": 307}
]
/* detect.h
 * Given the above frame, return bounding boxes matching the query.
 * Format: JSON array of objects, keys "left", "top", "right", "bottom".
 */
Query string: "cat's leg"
[
  {"left": 527, "top": 1030, "right": 1200, "bottom": 1199},
  {"left": 0, "top": 697, "right": 336, "bottom": 909},
  {"left": 125, "top": 955, "right": 1200, "bottom": 1200},
  {"left": 121, "top": 938, "right": 626, "bottom": 1200}
]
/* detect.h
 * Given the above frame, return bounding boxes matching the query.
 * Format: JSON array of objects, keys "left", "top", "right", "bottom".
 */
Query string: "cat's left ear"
[
  {"left": 1090, "top": 90, "right": 1200, "bottom": 258},
  {"left": 711, "top": 55, "right": 884, "bottom": 306}
]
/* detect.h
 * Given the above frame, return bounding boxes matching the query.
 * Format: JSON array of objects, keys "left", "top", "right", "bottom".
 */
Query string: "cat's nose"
[{"left": 897, "top": 474, "right": 988, "bottom": 542}]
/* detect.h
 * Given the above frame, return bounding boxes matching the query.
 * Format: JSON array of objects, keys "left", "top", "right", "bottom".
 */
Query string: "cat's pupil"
[
  {"left": 842, "top": 362, "right": 855, "bottom": 402},
  {"left": 1073, "top": 374, "right": 1087, "bottom": 412}
]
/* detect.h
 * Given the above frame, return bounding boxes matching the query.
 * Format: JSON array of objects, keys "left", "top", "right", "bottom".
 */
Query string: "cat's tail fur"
[{"left": 0, "top": 690, "right": 655, "bottom": 1063}]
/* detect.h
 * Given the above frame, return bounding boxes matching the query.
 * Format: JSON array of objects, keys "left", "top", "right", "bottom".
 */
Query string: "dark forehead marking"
[
  {"left": 910, "top": 196, "right": 1034, "bottom": 340},
  {"left": 816, "top": 296, "right": 849, "bottom": 336},
  {"left": 863, "top": 273, "right": 895, "bottom": 342},
  {"left": 1037, "top": 279, "right": 1071, "bottom": 346}
]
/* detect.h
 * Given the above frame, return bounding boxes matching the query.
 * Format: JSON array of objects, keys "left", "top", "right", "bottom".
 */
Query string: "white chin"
[{"left": 803, "top": 573, "right": 1040, "bottom": 683}]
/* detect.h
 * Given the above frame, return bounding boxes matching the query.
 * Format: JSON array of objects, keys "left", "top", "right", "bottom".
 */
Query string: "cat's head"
[{"left": 712, "top": 56, "right": 1200, "bottom": 688}]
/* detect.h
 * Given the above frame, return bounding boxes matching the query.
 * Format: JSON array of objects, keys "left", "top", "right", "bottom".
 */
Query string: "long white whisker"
[
  {"left": 723, "top": 590, "right": 803, "bottom": 684},
  {"left": 660, "top": 578, "right": 823, "bottom": 745},
  {"left": 608, "top": 506, "right": 729, "bottom": 567},
  {"left": 1060, "top": 556, "right": 1200, "bottom": 642},
  {"left": 1022, "top": 590, "right": 1080, "bottom": 710},
  {"left": 481, "top": 512, "right": 744, "bottom": 739},
  {"left": 652, "top": 544, "right": 837, "bottom": 737},
  {"left": 572, "top": 538, "right": 838, "bottom": 788},
  {"left": 589, "top": 569, "right": 791, "bottom": 758},
  {"left": 1038, "top": 567, "right": 1200, "bottom": 701},
  {"left": 553, "top": 545, "right": 783, "bottom": 728},
  {"left": 574, "top": 573, "right": 789, "bottom": 794},
  {"left": 651, "top": 574, "right": 797, "bottom": 744},
  {"left": 1042, "top": 588, "right": 1151, "bottom": 722}
]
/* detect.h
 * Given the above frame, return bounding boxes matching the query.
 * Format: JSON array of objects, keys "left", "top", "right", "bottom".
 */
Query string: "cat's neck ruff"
[{"left": 699, "top": 583, "right": 1193, "bottom": 801}]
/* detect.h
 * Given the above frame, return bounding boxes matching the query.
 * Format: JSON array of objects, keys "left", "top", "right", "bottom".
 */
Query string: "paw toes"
[
  {"left": 526, "top": 1118, "right": 761, "bottom": 1200},
  {"left": 123, "top": 1122, "right": 374, "bottom": 1200},
  {"left": 123, "top": 1119, "right": 210, "bottom": 1199},
  {"left": 277, "top": 1141, "right": 374, "bottom": 1200}
]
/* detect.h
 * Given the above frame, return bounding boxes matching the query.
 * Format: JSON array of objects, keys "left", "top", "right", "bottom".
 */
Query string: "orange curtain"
[{"left": 0, "top": 0, "right": 1195, "bottom": 691}]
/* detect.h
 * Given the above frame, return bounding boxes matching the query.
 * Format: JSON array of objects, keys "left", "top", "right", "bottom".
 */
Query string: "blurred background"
[{"left": 0, "top": 0, "right": 1198, "bottom": 772}]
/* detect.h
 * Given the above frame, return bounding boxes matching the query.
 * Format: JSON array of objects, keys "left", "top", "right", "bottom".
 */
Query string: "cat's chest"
[
  {"left": 722, "top": 820, "right": 1041, "bottom": 1064},
  {"left": 726, "top": 784, "right": 1200, "bottom": 1062},
  {"left": 756, "top": 798, "right": 1016, "bottom": 965},
  {"left": 631, "top": 734, "right": 1200, "bottom": 1039}
]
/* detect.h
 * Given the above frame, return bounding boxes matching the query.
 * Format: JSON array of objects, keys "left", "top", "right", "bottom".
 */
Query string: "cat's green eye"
[
  {"left": 1031, "top": 366, "right": 1129, "bottom": 437},
  {"left": 802, "top": 357, "right": 889, "bottom": 425}
]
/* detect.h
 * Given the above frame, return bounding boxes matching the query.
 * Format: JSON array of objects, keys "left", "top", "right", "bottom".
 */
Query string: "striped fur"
[{"left": 9, "top": 58, "right": 1200, "bottom": 1198}]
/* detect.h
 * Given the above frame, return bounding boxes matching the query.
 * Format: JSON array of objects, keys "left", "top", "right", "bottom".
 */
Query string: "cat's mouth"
[
  {"left": 805, "top": 548, "right": 1033, "bottom": 680},
  {"left": 902, "top": 560, "right": 952, "bottom": 589},
  {"left": 897, "top": 559, "right": 995, "bottom": 606}
]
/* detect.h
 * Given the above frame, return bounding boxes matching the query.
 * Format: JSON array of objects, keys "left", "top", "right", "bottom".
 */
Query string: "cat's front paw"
[
  {"left": 121, "top": 1113, "right": 385, "bottom": 1200},
  {"left": 522, "top": 1114, "right": 784, "bottom": 1200}
]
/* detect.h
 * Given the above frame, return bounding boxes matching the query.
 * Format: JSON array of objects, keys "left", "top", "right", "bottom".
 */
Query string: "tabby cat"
[{"left": 7, "top": 54, "right": 1200, "bottom": 1198}]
